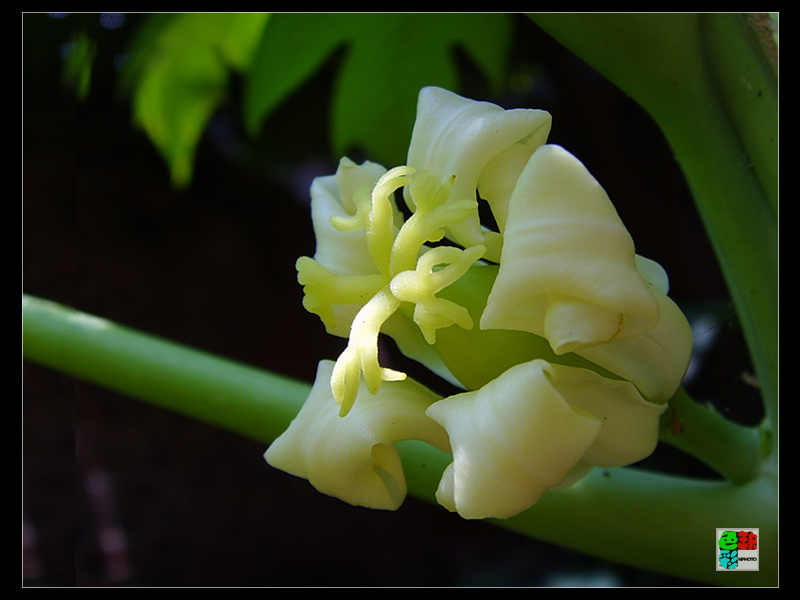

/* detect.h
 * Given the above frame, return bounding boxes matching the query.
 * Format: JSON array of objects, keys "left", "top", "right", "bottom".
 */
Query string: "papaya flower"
[{"left": 265, "top": 87, "right": 693, "bottom": 520}]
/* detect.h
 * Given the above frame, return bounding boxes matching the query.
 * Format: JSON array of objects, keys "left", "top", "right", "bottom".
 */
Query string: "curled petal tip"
[
  {"left": 482, "top": 144, "right": 661, "bottom": 353},
  {"left": 265, "top": 360, "right": 447, "bottom": 511},
  {"left": 426, "top": 360, "right": 602, "bottom": 519}
]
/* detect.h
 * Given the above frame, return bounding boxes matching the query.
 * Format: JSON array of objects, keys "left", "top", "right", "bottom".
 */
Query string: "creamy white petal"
[
  {"left": 406, "top": 87, "right": 552, "bottom": 260},
  {"left": 426, "top": 359, "right": 602, "bottom": 519},
  {"left": 574, "top": 283, "right": 693, "bottom": 402},
  {"left": 635, "top": 254, "right": 670, "bottom": 295},
  {"left": 308, "top": 160, "right": 385, "bottom": 277},
  {"left": 477, "top": 141, "right": 538, "bottom": 233},
  {"left": 335, "top": 156, "right": 390, "bottom": 216},
  {"left": 541, "top": 363, "right": 668, "bottom": 467},
  {"left": 264, "top": 360, "right": 450, "bottom": 511},
  {"left": 481, "top": 144, "right": 660, "bottom": 354}
]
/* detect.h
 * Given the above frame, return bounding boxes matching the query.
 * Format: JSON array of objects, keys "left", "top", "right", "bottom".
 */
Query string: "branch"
[
  {"left": 659, "top": 387, "right": 770, "bottom": 485},
  {"left": 22, "top": 294, "right": 308, "bottom": 444},
  {"left": 23, "top": 294, "right": 778, "bottom": 585}
]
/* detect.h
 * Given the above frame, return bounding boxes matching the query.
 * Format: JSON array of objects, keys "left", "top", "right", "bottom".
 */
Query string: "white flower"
[{"left": 266, "top": 87, "right": 693, "bottom": 520}]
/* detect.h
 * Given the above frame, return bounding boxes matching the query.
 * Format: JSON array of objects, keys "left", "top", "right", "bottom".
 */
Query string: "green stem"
[
  {"left": 24, "top": 294, "right": 778, "bottom": 585},
  {"left": 497, "top": 465, "right": 777, "bottom": 586},
  {"left": 659, "top": 388, "right": 769, "bottom": 485},
  {"left": 397, "top": 439, "right": 777, "bottom": 586},
  {"left": 22, "top": 294, "right": 308, "bottom": 444}
]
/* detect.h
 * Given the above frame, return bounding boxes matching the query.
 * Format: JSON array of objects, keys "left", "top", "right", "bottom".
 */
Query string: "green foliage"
[
  {"left": 120, "top": 13, "right": 513, "bottom": 183},
  {"left": 61, "top": 28, "right": 96, "bottom": 100},
  {"left": 120, "top": 13, "right": 270, "bottom": 187},
  {"left": 245, "top": 13, "right": 513, "bottom": 166}
]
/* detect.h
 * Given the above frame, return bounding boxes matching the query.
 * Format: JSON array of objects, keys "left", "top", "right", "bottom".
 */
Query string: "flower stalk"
[
  {"left": 23, "top": 296, "right": 778, "bottom": 585},
  {"left": 22, "top": 294, "right": 308, "bottom": 445},
  {"left": 22, "top": 293, "right": 776, "bottom": 585}
]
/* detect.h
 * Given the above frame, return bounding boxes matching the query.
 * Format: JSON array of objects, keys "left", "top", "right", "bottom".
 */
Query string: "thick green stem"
[
  {"left": 497, "top": 465, "right": 777, "bottom": 586},
  {"left": 24, "top": 294, "right": 777, "bottom": 585},
  {"left": 22, "top": 294, "right": 308, "bottom": 444},
  {"left": 397, "top": 438, "right": 777, "bottom": 586},
  {"left": 659, "top": 388, "right": 769, "bottom": 485}
]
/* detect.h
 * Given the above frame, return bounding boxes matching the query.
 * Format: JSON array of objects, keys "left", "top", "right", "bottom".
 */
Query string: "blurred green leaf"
[
  {"left": 61, "top": 29, "right": 96, "bottom": 100},
  {"left": 245, "top": 13, "right": 513, "bottom": 166},
  {"left": 122, "top": 13, "right": 270, "bottom": 188}
]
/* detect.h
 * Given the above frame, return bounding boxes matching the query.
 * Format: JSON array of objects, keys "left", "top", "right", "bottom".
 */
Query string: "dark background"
[{"left": 23, "top": 13, "right": 761, "bottom": 586}]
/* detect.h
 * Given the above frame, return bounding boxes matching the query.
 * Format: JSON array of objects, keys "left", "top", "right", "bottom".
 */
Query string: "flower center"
[{"left": 297, "top": 166, "right": 486, "bottom": 416}]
